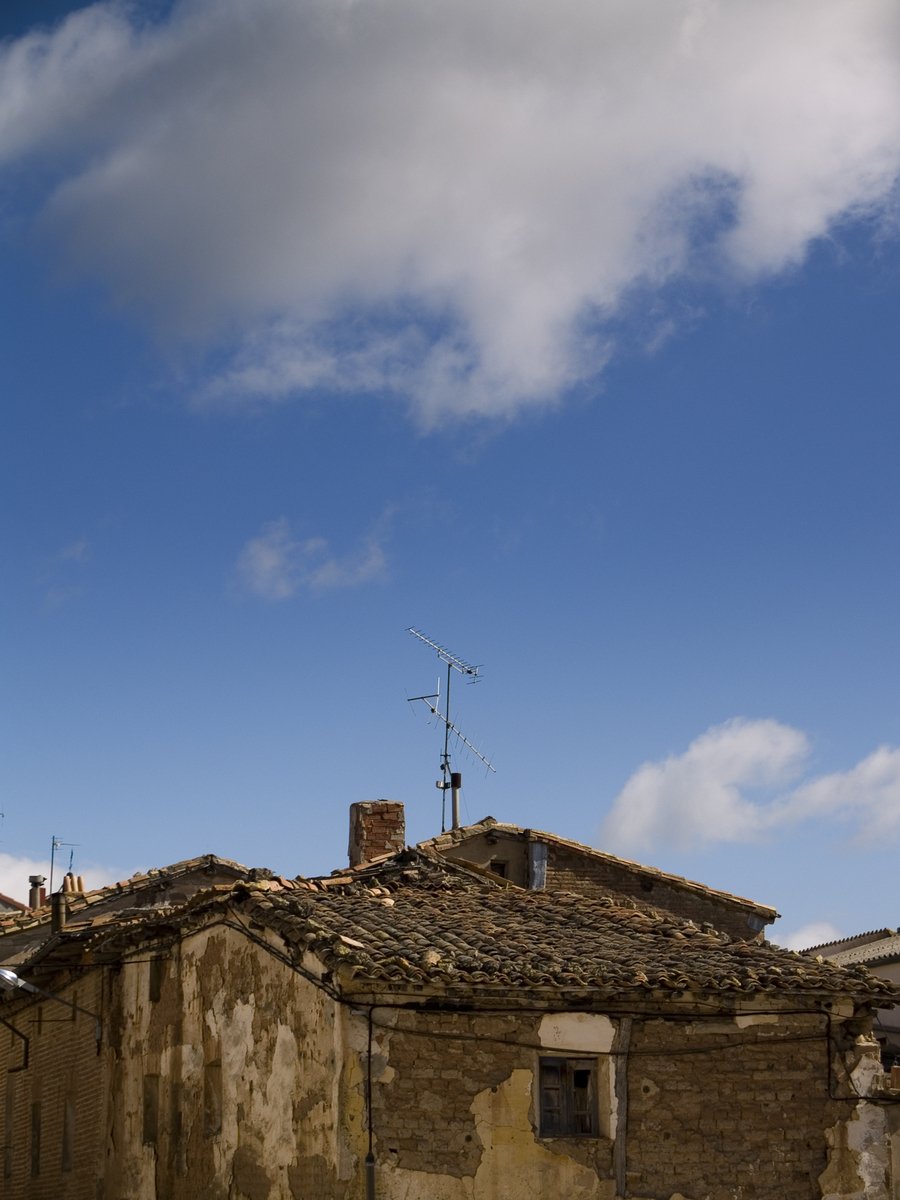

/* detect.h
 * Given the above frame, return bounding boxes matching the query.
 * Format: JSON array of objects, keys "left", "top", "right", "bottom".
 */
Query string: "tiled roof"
[
  {"left": 803, "top": 929, "right": 896, "bottom": 955},
  {"left": 0, "top": 854, "right": 253, "bottom": 930},
  {"left": 821, "top": 934, "right": 900, "bottom": 969},
  {"left": 36, "top": 852, "right": 890, "bottom": 1005},
  {"left": 419, "top": 818, "right": 778, "bottom": 920},
  {"left": 0, "top": 854, "right": 259, "bottom": 966}
]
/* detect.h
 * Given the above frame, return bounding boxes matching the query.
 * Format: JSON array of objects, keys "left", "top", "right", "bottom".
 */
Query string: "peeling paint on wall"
[
  {"left": 375, "top": 1067, "right": 615, "bottom": 1200},
  {"left": 105, "top": 924, "right": 346, "bottom": 1200},
  {"left": 820, "top": 1037, "right": 891, "bottom": 1200},
  {"left": 538, "top": 1013, "right": 615, "bottom": 1054}
]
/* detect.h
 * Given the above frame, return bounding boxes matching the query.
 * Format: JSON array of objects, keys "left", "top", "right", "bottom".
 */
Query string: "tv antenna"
[
  {"left": 49, "top": 835, "right": 79, "bottom": 896},
  {"left": 407, "top": 627, "right": 494, "bottom": 832}
]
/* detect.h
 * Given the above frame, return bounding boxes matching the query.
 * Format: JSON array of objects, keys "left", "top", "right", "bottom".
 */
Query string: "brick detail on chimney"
[{"left": 349, "top": 800, "right": 406, "bottom": 867}]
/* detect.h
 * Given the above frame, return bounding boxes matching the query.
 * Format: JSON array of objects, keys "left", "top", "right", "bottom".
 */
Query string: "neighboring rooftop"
[
  {"left": 0, "top": 854, "right": 260, "bottom": 966},
  {"left": 812, "top": 931, "right": 900, "bottom": 969}
]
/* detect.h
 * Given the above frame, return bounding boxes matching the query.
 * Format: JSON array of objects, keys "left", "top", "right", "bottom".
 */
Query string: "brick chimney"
[{"left": 349, "top": 800, "right": 406, "bottom": 867}]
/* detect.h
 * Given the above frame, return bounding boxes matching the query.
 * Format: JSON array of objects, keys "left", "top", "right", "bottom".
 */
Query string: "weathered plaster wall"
[
  {"left": 357, "top": 1004, "right": 889, "bottom": 1200},
  {"left": 438, "top": 832, "right": 529, "bottom": 887},
  {"left": 6, "top": 924, "right": 887, "bottom": 1200},
  {"left": 103, "top": 924, "right": 347, "bottom": 1200},
  {"left": 887, "top": 1098, "right": 900, "bottom": 1200},
  {"left": 363, "top": 1008, "right": 617, "bottom": 1200},
  {"left": 820, "top": 1035, "right": 892, "bottom": 1200}
]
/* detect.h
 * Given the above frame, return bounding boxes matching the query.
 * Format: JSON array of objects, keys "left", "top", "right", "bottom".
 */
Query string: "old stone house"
[{"left": 0, "top": 812, "right": 897, "bottom": 1200}]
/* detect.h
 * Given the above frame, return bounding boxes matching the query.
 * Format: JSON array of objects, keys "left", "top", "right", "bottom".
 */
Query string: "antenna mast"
[
  {"left": 407, "top": 627, "right": 494, "bottom": 831},
  {"left": 48, "top": 836, "right": 79, "bottom": 896}
]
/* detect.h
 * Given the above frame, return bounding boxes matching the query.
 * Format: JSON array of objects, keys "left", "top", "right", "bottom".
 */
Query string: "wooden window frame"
[{"left": 538, "top": 1056, "right": 599, "bottom": 1137}]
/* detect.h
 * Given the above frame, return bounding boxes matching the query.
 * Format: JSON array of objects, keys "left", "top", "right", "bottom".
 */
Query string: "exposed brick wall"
[
  {"left": 369, "top": 1006, "right": 863, "bottom": 1199},
  {"left": 626, "top": 1013, "right": 847, "bottom": 1199},
  {"left": 373, "top": 1012, "right": 522, "bottom": 1175},
  {"left": 371, "top": 1011, "right": 613, "bottom": 1180},
  {"left": 545, "top": 844, "right": 761, "bottom": 939},
  {"left": 349, "top": 800, "right": 406, "bottom": 866},
  {"left": 0, "top": 973, "right": 106, "bottom": 1200}
]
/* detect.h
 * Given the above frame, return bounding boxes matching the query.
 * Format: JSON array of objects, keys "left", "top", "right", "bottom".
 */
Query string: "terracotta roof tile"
[
  {"left": 98, "top": 853, "right": 884, "bottom": 1004},
  {"left": 233, "top": 863, "right": 888, "bottom": 1001}
]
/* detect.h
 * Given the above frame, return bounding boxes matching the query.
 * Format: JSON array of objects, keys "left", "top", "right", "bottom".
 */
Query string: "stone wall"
[
  {"left": 625, "top": 1012, "right": 850, "bottom": 1199},
  {"left": 359, "top": 1003, "right": 887, "bottom": 1200},
  {"left": 365, "top": 1008, "right": 616, "bottom": 1200}
]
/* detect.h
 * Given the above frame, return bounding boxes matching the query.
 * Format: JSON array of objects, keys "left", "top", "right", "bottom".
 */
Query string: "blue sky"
[{"left": 2, "top": 0, "right": 900, "bottom": 948}]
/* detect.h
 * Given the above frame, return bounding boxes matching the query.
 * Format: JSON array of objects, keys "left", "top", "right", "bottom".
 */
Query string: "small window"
[
  {"left": 539, "top": 1057, "right": 598, "bottom": 1137},
  {"left": 489, "top": 860, "right": 508, "bottom": 879}
]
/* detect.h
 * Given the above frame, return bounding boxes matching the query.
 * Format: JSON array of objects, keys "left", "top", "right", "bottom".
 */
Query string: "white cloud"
[
  {"left": 0, "top": 852, "right": 119, "bottom": 906},
  {"left": 602, "top": 718, "right": 809, "bottom": 852},
  {"left": 234, "top": 518, "right": 300, "bottom": 601},
  {"left": 38, "top": 536, "right": 92, "bottom": 609},
  {"left": 604, "top": 719, "right": 900, "bottom": 854},
  {"left": 3, "top": 0, "right": 900, "bottom": 422},
  {"left": 56, "top": 538, "right": 90, "bottom": 563},
  {"left": 235, "top": 515, "right": 388, "bottom": 600},
  {"left": 779, "top": 746, "right": 900, "bottom": 842},
  {"left": 772, "top": 921, "right": 844, "bottom": 953}
]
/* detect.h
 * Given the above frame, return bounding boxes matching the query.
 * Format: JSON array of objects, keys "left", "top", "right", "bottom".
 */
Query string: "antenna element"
[{"left": 406, "top": 628, "right": 494, "bottom": 832}]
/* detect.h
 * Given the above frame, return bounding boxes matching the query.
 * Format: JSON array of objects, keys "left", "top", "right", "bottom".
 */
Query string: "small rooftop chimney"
[
  {"left": 51, "top": 891, "right": 68, "bottom": 934},
  {"left": 349, "top": 800, "right": 406, "bottom": 867},
  {"left": 28, "top": 875, "right": 46, "bottom": 910}
]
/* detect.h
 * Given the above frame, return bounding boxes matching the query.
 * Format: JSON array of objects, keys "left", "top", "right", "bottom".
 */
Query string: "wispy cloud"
[
  {"left": 778, "top": 746, "right": 900, "bottom": 841},
  {"left": 39, "top": 536, "right": 91, "bottom": 609},
  {"left": 234, "top": 515, "right": 389, "bottom": 601},
  {"left": 603, "top": 718, "right": 900, "bottom": 854},
  {"left": 773, "top": 921, "right": 844, "bottom": 953},
  {"left": 56, "top": 538, "right": 90, "bottom": 563},
  {"left": 2, "top": 0, "right": 900, "bottom": 422}
]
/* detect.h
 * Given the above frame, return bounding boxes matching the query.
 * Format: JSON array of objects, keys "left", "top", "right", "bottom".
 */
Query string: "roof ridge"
[{"left": 418, "top": 819, "right": 776, "bottom": 917}]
